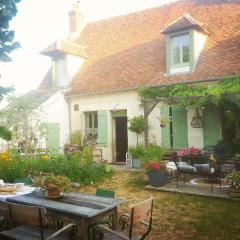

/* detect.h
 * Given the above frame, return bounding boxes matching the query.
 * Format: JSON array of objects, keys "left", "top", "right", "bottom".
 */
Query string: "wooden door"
[{"left": 115, "top": 117, "right": 128, "bottom": 162}]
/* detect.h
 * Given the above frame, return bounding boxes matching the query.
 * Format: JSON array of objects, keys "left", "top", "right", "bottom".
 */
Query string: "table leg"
[
  {"left": 78, "top": 219, "right": 89, "bottom": 240},
  {"left": 112, "top": 207, "right": 118, "bottom": 230}
]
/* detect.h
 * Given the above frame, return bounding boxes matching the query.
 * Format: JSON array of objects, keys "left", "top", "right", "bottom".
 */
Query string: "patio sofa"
[{"left": 172, "top": 152, "right": 222, "bottom": 192}]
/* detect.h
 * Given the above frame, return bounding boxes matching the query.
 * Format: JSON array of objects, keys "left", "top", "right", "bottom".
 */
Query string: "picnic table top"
[{"left": 7, "top": 192, "right": 124, "bottom": 218}]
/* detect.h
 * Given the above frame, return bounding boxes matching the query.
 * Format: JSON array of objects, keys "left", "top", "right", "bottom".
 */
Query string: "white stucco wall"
[
  {"left": 69, "top": 90, "right": 206, "bottom": 161},
  {"left": 70, "top": 90, "right": 151, "bottom": 161},
  {"left": 40, "top": 91, "right": 69, "bottom": 152},
  {"left": 187, "top": 108, "right": 204, "bottom": 149},
  {"left": 193, "top": 30, "right": 207, "bottom": 70}
]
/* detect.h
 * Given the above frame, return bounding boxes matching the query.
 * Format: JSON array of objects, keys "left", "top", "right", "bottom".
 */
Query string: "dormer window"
[
  {"left": 171, "top": 33, "right": 190, "bottom": 66},
  {"left": 162, "top": 14, "right": 207, "bottom": 75}
]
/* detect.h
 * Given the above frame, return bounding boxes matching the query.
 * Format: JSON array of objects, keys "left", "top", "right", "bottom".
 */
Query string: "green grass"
[{"left": 81, "top": 170, "right": 240, "bottom": 240}]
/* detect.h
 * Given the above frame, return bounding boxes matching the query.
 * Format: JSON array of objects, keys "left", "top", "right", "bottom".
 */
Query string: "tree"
[
  {"left": 128, "top": 115, "right": 145, "bottom": 146},
  {"left": 1, "top": 95, "right": 44, "bottom": 153},
  {"left": 0, "top": 0, "right": 21, "bottom": 141},
  {"left": 0, "top": 0, "right": 21, "bottom": 62}
]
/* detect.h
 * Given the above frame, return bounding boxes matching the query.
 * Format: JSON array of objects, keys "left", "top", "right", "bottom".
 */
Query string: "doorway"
[{"left": 115, "top": 117, "right": 128, "bottom": 162}]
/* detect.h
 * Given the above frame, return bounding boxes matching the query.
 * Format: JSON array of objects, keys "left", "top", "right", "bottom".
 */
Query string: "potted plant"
[
  {"left": 144, "top": 161, "right": 168, "bottom": 187},
  {"left": 34, "top": 175, "right": 70, "bottom": 198},
  {"left": 225, "top": 171, "right": 240, "bottom": 197},
  {"left": 128, "top": 145, "right": 145, "bottom": 168},
  {"left": 128, "top": 116, "right": 144, "bottom": 146}
]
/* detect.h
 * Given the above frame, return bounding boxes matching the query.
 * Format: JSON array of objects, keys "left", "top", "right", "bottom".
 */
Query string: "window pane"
[
  {"left": 173, "top": 46, "right": 181, "bottom": 64},
  {"left": 183, "top": 46, "right": 189, "bottom": 63},
  {"left": 89, "top": 113, "right": 92, "bottom": 128},
  {"left": 172, "top": 36, "right": 181, "bottom": 65},
  {"left": 182, "top": 34, "right": 189, "bottom": 63},
  {"left": 171, "top": 33, "right": 190, "bottom": 65},
  {"left": 94, "top": 112, "right": 98, "bottom": 128}
]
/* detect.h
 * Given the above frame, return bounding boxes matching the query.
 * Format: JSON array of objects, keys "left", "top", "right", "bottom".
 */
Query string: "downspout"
[{"left": 65, "top": 95, "right": 72, "bottom": 136}]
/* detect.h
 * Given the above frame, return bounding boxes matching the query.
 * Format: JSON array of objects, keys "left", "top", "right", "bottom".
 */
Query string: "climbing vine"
[
  {"left": 139, "top": 75, "right": 240, "bottom": 108},
  {"left": 139, "top": 75, "right": 240, "bottom": 146}
]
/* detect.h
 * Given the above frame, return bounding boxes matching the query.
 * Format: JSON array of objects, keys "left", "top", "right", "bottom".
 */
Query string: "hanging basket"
[{"left": 191, "top": 109, "right": 203, "bottom": 128}]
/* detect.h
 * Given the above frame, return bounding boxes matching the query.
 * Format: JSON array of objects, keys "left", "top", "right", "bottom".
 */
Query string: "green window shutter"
[
  {"left": 160, "top": 106, "right": 171, "bottom": 149},
  {"left": 172, "top": 106, "right": 188, "bottom": 149},
  {"left": 45, "top": 123, "right": 60, "bottom": 153},
  {"left": 97, "top": 111, "right": 108, "bottom": 146},
  {"left": 203, "top": 106, "right": 221, "bottom": 147}
]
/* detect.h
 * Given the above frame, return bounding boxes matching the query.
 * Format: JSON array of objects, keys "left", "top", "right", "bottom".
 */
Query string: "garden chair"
[
  {"left": 96, "top": 188, "right": 115, "bottom": 199},
  {"left": 14, "top": 178, "right": 32, "bottom": 185},
  {"left": 172, "top": 152, "right": 222, "bottom": 192},
  {"left": 88, "top": 188, "right": 116, "bottom": 239},
  {"left": 0, "top": 202, "right": 76, "bottom": 240},
  {"left": 0, "top": 201, "right": 11, "bottom": 230},
  {"left": 93, "top": 197, "right": 154, "bottom": 240}
]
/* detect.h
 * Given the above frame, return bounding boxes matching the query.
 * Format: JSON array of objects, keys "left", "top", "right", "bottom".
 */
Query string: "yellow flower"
[
  {"left": 41, "top": 155, "right": 49, "bottom": 160},
  {"left": 0, "top": 150, "right": 11, "bottom": 161}
]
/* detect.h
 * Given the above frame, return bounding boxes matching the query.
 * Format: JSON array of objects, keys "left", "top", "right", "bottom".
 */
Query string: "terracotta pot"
[
  {"left": 47, "top": 188, "right": 61, "bottom": 197},
  {"left": 45, "top": 180, "right": 61, "bottom": 197},
  {"left": 229, "top": 187, "right": 240, "bottom": 198}
]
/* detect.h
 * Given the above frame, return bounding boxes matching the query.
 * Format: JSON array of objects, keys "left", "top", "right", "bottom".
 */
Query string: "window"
[
  {"left": 170, "top": 33, "right": 190, "bottom": 66},
  {"left": 74, "top": 104, "right": 79, "bottom": 111},
  {"left": 85, "top": 111, "right": 98, "bottom": 137}
]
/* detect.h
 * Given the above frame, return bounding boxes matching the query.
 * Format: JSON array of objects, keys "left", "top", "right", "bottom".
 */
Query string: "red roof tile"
[
  {"left": 67, "top": 0, "right": 240, "bottom": 96},
  {"left": 161, "top": 14, "right": 204, "bottom": 34}
]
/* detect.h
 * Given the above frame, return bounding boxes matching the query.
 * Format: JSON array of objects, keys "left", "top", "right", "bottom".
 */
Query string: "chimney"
[{"left": 69, "top": 2, "right": 85, "bottom": 38}]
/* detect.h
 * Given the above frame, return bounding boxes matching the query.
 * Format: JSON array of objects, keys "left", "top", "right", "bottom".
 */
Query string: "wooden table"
[{"left": 7, "top": 192, "right": 124, "bottom": 240}]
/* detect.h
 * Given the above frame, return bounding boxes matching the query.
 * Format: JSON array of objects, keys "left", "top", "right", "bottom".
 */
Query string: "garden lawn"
[{"left": 80, "top": 170, "right": 240, "bottom": 240}]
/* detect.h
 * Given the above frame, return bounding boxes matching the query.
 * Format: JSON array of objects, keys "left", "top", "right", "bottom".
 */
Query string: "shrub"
[
  {"left": 128, "top": 145, "right": 145, "bottom": 159},
  {"left": 0, "top": 148, "right": 112, "bottom": 185},
  {"left": 128, "top": 116, "right": 144, "bottom": 146}
]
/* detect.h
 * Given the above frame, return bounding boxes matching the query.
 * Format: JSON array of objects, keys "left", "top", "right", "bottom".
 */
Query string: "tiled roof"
[
  {"left": 67, "top": 0, "right": 240, "bottom": 96},
  {"left": 161, "top": 14, "right": 204, "bottom": 34}
]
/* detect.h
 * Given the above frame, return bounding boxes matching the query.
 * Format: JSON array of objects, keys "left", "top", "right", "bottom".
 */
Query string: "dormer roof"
[{"left": 161, "top": 14, "right": 205, "bottom": 34}]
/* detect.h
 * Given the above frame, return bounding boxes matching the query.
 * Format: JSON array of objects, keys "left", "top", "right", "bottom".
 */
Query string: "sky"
[{"left": 0, "top": 0, "right": 177, "bottom": 95}]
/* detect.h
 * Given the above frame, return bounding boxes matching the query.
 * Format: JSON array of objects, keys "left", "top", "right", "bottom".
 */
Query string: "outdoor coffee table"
[{"left": 7, "top": 192, "right": 124, "bottom": 240}]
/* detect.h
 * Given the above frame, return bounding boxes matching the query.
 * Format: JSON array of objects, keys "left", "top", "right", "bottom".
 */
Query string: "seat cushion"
[
  {"left": 193, "top": 164, "right": 215, "bottom": 174},
  {"left": 0, "top": 225, "right": 69, "bottom": 240},
  {"left": 177, "top": 162, "right": 197, "bottom": 174}
]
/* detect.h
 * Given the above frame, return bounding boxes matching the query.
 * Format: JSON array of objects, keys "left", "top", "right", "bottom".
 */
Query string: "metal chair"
[
  {"left": 96, "top": 188, "right": 115, "bottom": 199},
  {"left": 88, "top": 188, "right": 116, "bottom": 239},
  {"left": 94, "top": 197, "right": 154, "bottom": 240},
  {"left": 0, "top": 202, "right": 76, "bottom": 240}
]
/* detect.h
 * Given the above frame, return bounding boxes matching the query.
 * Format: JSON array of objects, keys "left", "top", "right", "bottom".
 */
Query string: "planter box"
[
  {"left": 148, "top": 171, "right": 168, "bottom": 187},
  {"left": 229, "top": 187, "right": 240, "bottom": 198},
  {"left": 132, "top": 159, "right": 142, "bottom": 168}
]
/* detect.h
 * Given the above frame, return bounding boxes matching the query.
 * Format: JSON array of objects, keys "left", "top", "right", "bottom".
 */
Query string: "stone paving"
[{"left": 145, "top": 177, "right": 236, "bottom": 199}]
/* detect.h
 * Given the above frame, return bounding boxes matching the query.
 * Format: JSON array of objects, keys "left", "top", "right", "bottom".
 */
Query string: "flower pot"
[
  {"left": 47, "top": 188, "right": 61, "bottom": 198},
  {"left": 229, "top": 187, "right": 240, "bottom": 198},
  {"left": 148, "top": 171, "right": 168, "bottom": 187},
  {"left": 132, "top": 159, "right": 142, "bottom": 168},
  {"left": 45, "top": 180, "right": 62, "bottom": 198}
]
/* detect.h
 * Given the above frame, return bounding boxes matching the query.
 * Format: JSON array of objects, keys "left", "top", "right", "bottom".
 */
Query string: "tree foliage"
[
  {"left": 0, "top": 0, "right": 21, "bottom": 62},
  {"left": 139, "top": 75, "right": 240, "bottom": 108},
  {"left": 128, "top": 115, "right": 145, "bottom": 146},
  {"left": 0, "top": 0, "right": 21, "bottom": 141},
  {"left": 1, "top": 95, "right": 44, "bottom": 152}
]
